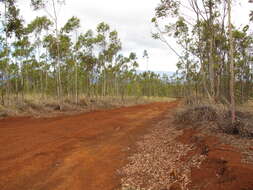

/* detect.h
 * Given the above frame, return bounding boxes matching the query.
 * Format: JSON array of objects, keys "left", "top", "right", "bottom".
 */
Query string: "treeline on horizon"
[{"left": 0, "top": 0, "right": 178, "bottom": 108}]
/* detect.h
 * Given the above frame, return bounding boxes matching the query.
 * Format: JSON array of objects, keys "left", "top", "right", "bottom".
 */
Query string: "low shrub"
[
  {"left": 175, "top": 104, "right": 253, "bottom": 138},
  {"left": 175, "top": 106, "right": 218, "bottom": 124},
  {"left": 218, "top": 111, "right": 253, "bottom": 138},
  {"left": 0, "top": 111, "right": 8, "bottom": 117},
  {"left": 79, "top": 98, "right": 88, "bottom": 106},
  {"left": 45, "top": 103, "right": 61, "bottom": 111}
]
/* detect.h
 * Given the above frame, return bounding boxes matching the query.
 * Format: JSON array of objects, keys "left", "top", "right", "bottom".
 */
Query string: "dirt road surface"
[{"left": 0, "top": 101, "right": 178, "bottom": 190}]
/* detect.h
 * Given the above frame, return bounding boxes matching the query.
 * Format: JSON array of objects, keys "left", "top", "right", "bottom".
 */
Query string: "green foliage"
[
  {"left": 61, "top": 16, "right": 80, "bottom": 33},
  {"left": 30, "top": 0, "right": 46, "bottom": 10},
  {"left": 27, "top": 16, "right": 52, "bottom": 34}
]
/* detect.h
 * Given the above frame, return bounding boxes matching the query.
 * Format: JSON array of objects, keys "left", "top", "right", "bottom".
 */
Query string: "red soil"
[
  {"left": 178, "top": 128, "right": 253, "bottom": 190},
  {"left": 1, "top": 101, "right": 253, "bottom": 190},
  {"left": 0, "top": 101, "right": 178, "bottom": 190}
]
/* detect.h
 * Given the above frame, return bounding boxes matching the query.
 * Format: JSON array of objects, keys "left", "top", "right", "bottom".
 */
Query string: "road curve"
[{"left": 0, "top": 101, "right": 178, "bottom": 190}]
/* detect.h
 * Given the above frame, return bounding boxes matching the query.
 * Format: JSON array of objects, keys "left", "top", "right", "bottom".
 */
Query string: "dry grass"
[
  {"left": 174, "top": 97, "right": 253, "bottom": 138},
  {"left": 174, "top": 106, "right": 218, "bottom": 124},
  {"left": 0, "top": 94, "right": 175, "bottom": 118},
  {"left": 239, "top": 99, "right": 253, "bottom": 112}
]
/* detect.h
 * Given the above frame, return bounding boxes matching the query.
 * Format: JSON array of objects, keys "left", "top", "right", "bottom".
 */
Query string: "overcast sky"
[{"left": 17, "top": 0, "right": 253, "bottom": 72}]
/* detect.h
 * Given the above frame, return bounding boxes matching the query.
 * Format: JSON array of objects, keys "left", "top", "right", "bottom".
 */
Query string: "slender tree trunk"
[
  {"left": 209, "top": 2, "right": 215, "bottom": 97},
  {"left": 4, "top": 1, "right": 10, "bottom": 106},
  {"left": 45, "top": 71, "right": 48, "bottom": 97},
  {"left": 209, "top": 38, "right": 215, "bottom": 96},
  {"left": 38, "top": 45, "right": 44, "bottom": 99},
  {"left": 74, "top": 31, "right": 78, "bottom": 104},
  {"left": 228, "top": 0, "right": 236, "bottom": 123},
  {"left": 103, "top": 68, "right": 106, "bottom": 97},
  {"left": 75, "top": 61, "right": 78, "bottom": 104},
  {"left": 52, "top": 0, "right": 62, "bottom": 108},
  {"left": 216, "top": 70, "right": 221, "bottom": 99},
  {"left": 195, "top": 8, "right": 210, "bottom": 98}
]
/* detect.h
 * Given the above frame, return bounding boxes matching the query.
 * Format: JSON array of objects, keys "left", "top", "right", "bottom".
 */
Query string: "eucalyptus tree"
[
  {"left": 12, "top": 36, "right": 33, "bottom": 96},
  {"left": 0, "top": 36, "right": 8, "bottom": 104},
  {"left": 111, "top": 54, "right": 125, "bottom": 96},
  {"left": 31, "top": 0, "right": 65, "bottom": 107},
  {"left": 126, "top": 52, "right": 139, "bottom": 96},
  {"left": 76, "top": 29, "right": 98, "bottom": 97},
  {"left": 228, "top": 0, "right": 235, "bottom": 123},
  {"left": 61, "top": 16, "right": 80, "bottom": 102},
  {"left": 58, "top": 34, "right": 72, "bottom": 95},
  {"left": 0, "top": 0, "right": 23, "bottom": 104},
  {"left": 96, "top": 22, "right": 110, "bottom": 97},
  {"left": 105, "top": 30, "right": 121, "bottom": 96},
  {"left": 27, "top": 16, "right": 52, "bottom": 97},
  {"left": 232, "top": 26, "right": 253, "bottom": 103},
  {"left": 96, "top": 22, "right": 122, "bottom": 97}
]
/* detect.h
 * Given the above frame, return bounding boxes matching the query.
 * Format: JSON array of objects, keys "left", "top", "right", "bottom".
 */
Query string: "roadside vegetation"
[
  {"left": 150, "top": 0, "right": 253, "bottom": 139},
  {"left": 0, "top": 95, "right": 175, "bottom": 117},
  {"left": 152, "top": 0, "right": 253, "bottom": 125},
  {"left": 175, "top": 97, "right": 253, "bottom": 138}
]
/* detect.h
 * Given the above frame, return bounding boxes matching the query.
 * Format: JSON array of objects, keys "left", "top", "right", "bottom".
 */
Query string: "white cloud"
[{"left": 17, "top": 0, "right": 253, "bottom": 72}]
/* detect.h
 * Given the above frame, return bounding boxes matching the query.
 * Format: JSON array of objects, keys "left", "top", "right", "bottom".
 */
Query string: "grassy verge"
[{"left": 0, "top": 95, "right": 175, "bottom": 118}]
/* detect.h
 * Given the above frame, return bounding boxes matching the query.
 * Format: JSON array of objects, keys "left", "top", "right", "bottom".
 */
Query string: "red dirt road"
[{"left": 0, "top": 101, "right": 178, "bottom": 190}]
